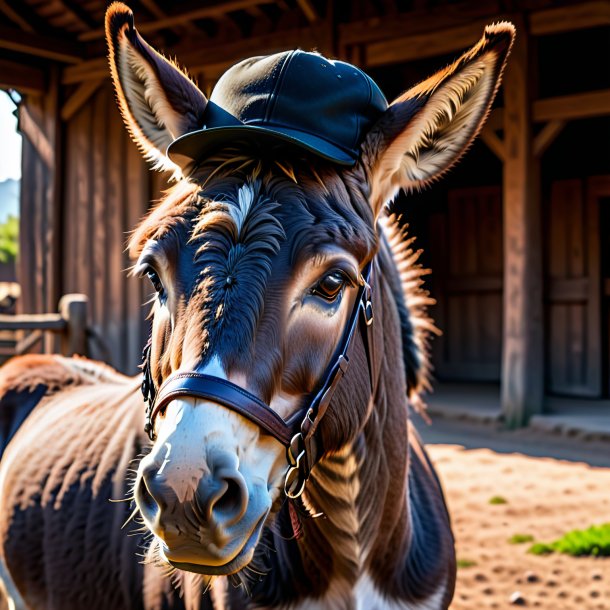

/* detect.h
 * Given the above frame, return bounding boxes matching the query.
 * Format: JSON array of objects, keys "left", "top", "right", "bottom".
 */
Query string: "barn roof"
[{"left": 2, "top": 0, "right": 606, "bottom": 97}]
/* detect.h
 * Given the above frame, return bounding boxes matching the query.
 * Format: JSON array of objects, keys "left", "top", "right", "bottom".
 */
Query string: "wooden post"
[
  {"left": 501, "top": 19, "right": 544, "bottom": 427},
  {"left": 59, "top": 294, "right": 88, "bottom": 356}
]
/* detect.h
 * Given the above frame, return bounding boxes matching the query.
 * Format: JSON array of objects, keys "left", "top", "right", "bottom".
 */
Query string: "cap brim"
[{"left": 167, "top": 125, "right": 357, "bottom": 173}]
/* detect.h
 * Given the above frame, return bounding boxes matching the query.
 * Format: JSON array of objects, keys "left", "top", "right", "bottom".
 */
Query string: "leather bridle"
[{"left": 141, "top": 262, "right": 377, "bottom": 504}]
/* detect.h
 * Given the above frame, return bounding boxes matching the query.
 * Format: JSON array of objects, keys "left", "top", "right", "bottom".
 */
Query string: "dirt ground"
[{"left": 428, "top": 443, "right": 610, "bottom": 609}]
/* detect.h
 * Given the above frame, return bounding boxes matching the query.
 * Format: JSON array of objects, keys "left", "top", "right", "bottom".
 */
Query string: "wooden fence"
[{"left": 0, "top": 294, "right": 88, "bottom": 362}]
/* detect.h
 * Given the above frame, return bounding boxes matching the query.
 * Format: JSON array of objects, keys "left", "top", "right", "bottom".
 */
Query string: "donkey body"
[{"left": 0, "top": 4, "right": 514, "bottom": 608}]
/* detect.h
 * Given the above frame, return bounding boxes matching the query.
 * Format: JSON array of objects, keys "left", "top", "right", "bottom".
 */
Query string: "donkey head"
[{"left": 106, "top": 2, "right": 513, "bottom": 576}]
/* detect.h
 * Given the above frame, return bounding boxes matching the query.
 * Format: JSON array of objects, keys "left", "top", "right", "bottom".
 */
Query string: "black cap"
[{"left": 167, "top": 50, "right": 388, "bottom": 172}]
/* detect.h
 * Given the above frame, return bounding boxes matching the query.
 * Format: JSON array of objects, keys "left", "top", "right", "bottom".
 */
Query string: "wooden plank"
[
  {"left": 0, "top": 0, "right": 34, "bottom": 32},
  {"left": 585, "top": 176, "right": 610, "bottom": 396},
  {"left": 567, "top": 181, "right": 584, "bottom": 278},
  {"left": 57, "top": 0, "right": 99, "bottom": 31},
  {"left": 530, "top": 0, "right": 610, "bottom": 36},
  {"left": 549, "top": 181, "right": 569, "bottom": 278},
  {"left": 61, "top": 79, "right": 103, "bottom": 122},
  {"left": 339, "top": 0, "right": 500, "bottom": 47},
  {"left": 549, "top": 305, "right": 568, "bottom": 394},
  {"left": 548, "top": 278, "right": 589, "bottom": 302},
  {"left": 479, "top": 90, "right": 610, "bottom": 132},
  {"left": 79, "top": 0, "right": 274, "bottom": 41},
  {"left": 500, "top": 16, "right": 544, "bottom": 427},
  {"left": 14, "top": 330, "right": 43, "bottom": 355},
  {"left": 446, "top": 277, "right": 503, "bottom": 293},
  {"left": 533, "top": 120, "right": 565, "bottom": 158},
  {"left": 0, "top": 314, "right": 64, "bottom": 330},
  {"left": 17, "top": 104, "right": 53, "bottom": 169},
  {"left": 534, "top": 90, "right": 610, "bottom": 122},
  {"left": 0, "top": 25, "right": 84, "bottom": 64},
  {"left": 105, "top": 90, "right": 126, "bottom": 372},
  {"left": 63, "top": 24, "right": 328, "bottom": 84},
  {"left": 365, "top": 19, "right": 491, "bottom": 67},
  {"left": 43, "top": 67, "right": 62, "bottom": 351},
  {"left": 124, "top": 130, "right": 149, "bottom": 374},
  {"left": 91, "top": 86, "right": 108, "bottom": 356},
  {"left": 0, "top": 59, "right": 45, "bottom": 94},
  {"left": 296, "top": 0, "right": 318, "bottom": 23}
]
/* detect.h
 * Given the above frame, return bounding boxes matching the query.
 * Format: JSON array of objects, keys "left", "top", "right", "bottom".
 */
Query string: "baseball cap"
[{"left": 167, "top": 50, "right": 388, "bottom": 172}]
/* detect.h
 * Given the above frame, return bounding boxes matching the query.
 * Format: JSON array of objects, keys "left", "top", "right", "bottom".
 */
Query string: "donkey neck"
[{"left": 242, "top": 256, "right": 453, "bottom": 609}]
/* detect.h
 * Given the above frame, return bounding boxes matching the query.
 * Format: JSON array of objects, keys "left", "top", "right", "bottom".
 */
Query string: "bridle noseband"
[{"left": 141, "top": 262, "right": 377, "bottom": 504}]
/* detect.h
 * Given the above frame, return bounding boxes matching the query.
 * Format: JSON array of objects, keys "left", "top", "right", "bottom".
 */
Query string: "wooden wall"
[
  {"left": 545, "top": 177, "right": 608, "bottom": 397},
  {"left": 19, "top": 83, "right": 153, "bottom": 375},
  {"left": 430, "top": 186, "right": 504, "bottom": 381},
  {"left": 62, "top": 84, "right": 151, "bottom": 374},
  {"left": 18, "top": 75, "right": 60, "bottom": 326}
]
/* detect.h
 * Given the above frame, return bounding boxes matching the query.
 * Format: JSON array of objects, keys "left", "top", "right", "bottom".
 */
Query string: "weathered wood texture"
[
  {"left": 61, "top": 84, "right": 151, "bottom": 373},
  {"left": 430, "top": 187, "right": 503, "bottom": 381},
  {"left": 17, "top": 69, "right": 62, "bottom": 355},
  {"left": 500, "top": 18, "right": 544, "bottom": 427},
  {"left": 546, "top": 180, "right": 595, "bottom": 396}
]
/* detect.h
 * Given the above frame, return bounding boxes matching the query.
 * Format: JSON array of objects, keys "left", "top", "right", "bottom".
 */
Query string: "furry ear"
[
  {"left": 105, "top": 2, "right": 207, "bottom": 176},
  {"left": 361, "top": 22, "right": 515, "bottom": 214}
]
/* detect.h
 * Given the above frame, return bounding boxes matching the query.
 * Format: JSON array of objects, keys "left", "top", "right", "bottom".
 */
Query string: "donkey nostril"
[
  {"left": 214, "top": 478, "right": 242, "bottom": 516},
  {"left": 136, "top": 468, "right": 167, "bottom": 525},
  {"left": 202, "top": 469, "right": 248, "bottom": 528},
  {"left": 138, "top": 477, "right": 159, "bottom": 515}
]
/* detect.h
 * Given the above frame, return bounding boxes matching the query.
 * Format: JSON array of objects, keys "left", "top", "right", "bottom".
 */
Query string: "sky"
[{"left": 0, "top": 91, "right": 21, "bottom": 182}]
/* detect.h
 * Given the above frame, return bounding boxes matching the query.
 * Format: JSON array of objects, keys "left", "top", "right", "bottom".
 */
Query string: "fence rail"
[{"left": 0, "top": 294, "right": 88, "bottom": 359}]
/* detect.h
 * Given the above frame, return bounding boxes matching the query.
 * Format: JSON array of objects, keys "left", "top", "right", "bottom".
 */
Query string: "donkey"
[{"left": 0, "top": 3, "right": 514, "bottom": 608}]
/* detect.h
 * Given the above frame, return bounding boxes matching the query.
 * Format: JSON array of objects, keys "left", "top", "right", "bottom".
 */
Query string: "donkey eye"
[
  {"left": 312, "top": 271, "right": 347, "bottom": 302},
  {"left": 145, "top": 268, "right": 166, "bottom": 300}
]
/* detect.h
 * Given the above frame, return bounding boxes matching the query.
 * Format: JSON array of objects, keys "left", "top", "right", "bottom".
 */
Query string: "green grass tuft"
[
  {"left": 489, "top": 495, "right": 508, "bottom": 505},
  {"left": 508, "top": 533, "right": 534, "bottom": 544},
  {"left": 456, "top": 559, "right": 477, "bottom": 568},
  {"left": 528, "top": 524, "right": 610, "bottom": 557}
]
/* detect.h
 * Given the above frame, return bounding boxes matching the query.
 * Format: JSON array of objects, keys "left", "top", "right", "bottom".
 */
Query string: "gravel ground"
[{"left": 427, "top": 441, "right": 610, "bottom": 609}]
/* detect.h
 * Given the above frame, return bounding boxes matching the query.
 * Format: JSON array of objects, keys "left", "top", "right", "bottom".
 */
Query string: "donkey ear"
[
  {"left": 361, "top": 22, "right": 515, "bottom": 214},
  {"left": 105, "top": 2, "right": 207, "bottom": 175}
]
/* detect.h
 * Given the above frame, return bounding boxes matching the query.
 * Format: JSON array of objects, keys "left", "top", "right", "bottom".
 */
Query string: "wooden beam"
[
  {"left": 365, "top": 18, "right": 492, "bottom": 67},
  {"left": 64, "top": 24, "right": 329, "bottom": 84},
  {"left": 500, "top": 16, "right": 544, "bottom": 427},
  {"left": 530, "top": 0, "right": 610, "bottom": 36},
  {"left": 0, "top": 0, "right": 34, "bottom": 32},
  {"left": 17, "top": 104, "right": 53, "bottom": 169},
  {"left": 533, "top": 89, "right": 610, "bottom": 122},
  {"left": 533, "top": 120, "right": 566, "bottom": 158},
  {"left": 480, "top": 127, "right": 506, "bottom": 162},
  {"left": 78, "top": 0, "right": 273, "bottom": 41},
  {"left": 339, "top": 0, "right": 500, "bottom": 47},
  {"left": 296, "top": 0, "right": 319, "bottom": 23},
  {"left": 138, "top": 0, "right": 203, "bottom": 36},
  {"left": 56, "top": 0, "right": 99, "bottom": 31},
  {"left": 483, "top": 88, "right": 610, "bottom": 132},
  {"left": 61, "top": 79, "right": 103, "bottom": 121},
  {"left": 62, "top": 58, "right": 108, "bottom": 85},
  {"left": 0, "top": 59, "right": 45, "bottom": 94},
  {"left": 0, "top": 313, "right": 65, "bottom": 331},
  {"left": 0, "top": 26, "right": 84, "bottom": 64}
]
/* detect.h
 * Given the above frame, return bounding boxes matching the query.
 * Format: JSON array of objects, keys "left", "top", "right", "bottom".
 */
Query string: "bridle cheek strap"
[{"left": 142, "top": 262, "right": 377, "bottom": 504}]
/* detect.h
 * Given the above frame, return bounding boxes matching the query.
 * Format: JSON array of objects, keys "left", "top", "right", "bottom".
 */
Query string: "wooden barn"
[{"left": 0, "top": 0, "right": 609, "bottom": 427}]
